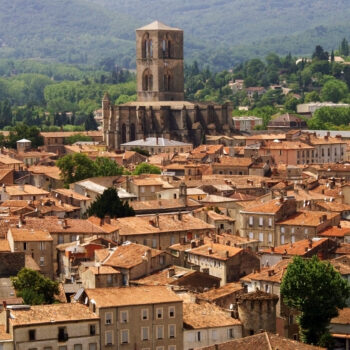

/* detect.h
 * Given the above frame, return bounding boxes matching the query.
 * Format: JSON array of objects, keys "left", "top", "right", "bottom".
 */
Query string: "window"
[
  {"left": 170, "top": 236, "right": 175, "bottom": 245},
  {"left": 159, "top": 255, "right": 165, "bottom": 265},
  {"left": 268, "top": 233, "right": 272, "bottom": 243},
  {"left": 44, "top": 348, "right": 52, "bottom": 350},
  {"left": 168, "top": 346, "right": 176, "bottom": 350},
  {"left": 281, "top": 227, "right": 285, "bottom": 233},
  {"left": 29, "top": 329, "right": 36, "bottom": 341},
  {"left": 212, "top": 329, "right": 218, "bottom": 341},
  {"left": 141, "top": 309, "right": 149, "bottom": 320},
  {"left": 141, "top": 186, "right": 145, "bottom": 193},
  {"left": 141, "top": 327, "right": 149, "bottom": 341},
  {"left": 169, "top": 324, "right": 175, "bottom": 339},
  {"left": 105, "top": 312, "right": 112, "bottom": 325},
  {"left": 74, "top": 345, "right": 82, "bottom": 350},
  {"left": 107, "top": 274, "right": 113, "bottom": 285},
  {"left": 197, "top": 331, "right": 201, "bottom": 341},
  {"left": 89, "top": 344, "right": 97, "bottom": 350},
  {"left": 120, "top": 311, "right": 128, "bottom": 323},
  {"left": 59, "top": 347, "right": 67, "bottom": 350},
  {"left": 152, "top": 238, "right": 157, "bottom": 249},
  {"left": 23, "top": 242, "right": 27, "bottom": 251},
  {"left": 71, "top": 235, "right": 77, "bottom": 242},
  {"left": 249, "top": 232, "right": 253, "bottom": 240},
  {"left": 281, "top": 235, "right": 285, "bottom": 245},
  {"left": 305, "top": 228, "right": 308, "bottom": 235},
  {"left": 58, "top": 327, "right": 68, "bottom": 342},
  {"left": 40, "top": 242, "right": 45, "bottom": 250},
  {"left": 156, "top": 347, "right": 164, "bottom": 350},
  {"left": 228, "top": 328, "right": 234, "bottom": 339},
  {"left": 259, "top": 217, "right": 263, "bottom": 226},
  {"left": 106, "top": 331, "right": 113, "bottom": 346},
  {"left": 90, "top": 324, "right": 96, "bottom": 336},
  {"left": 39, "top": 257, "right": 44, "bottom": 266},
  {"left": 248, "top": 216, "right": 253, "bottom": 226},
  {"left": 259, "top": 232, "right": 263, "bottom": 242},
  {"left": 156, "top": 307, "right": 163, "bottom": 319},
  {"left": 291, "top": 227, "right": 295, "bottom": 234},
  {"left": 151, "top": 186, "right": 155, "bottom": 193},
  {"left": 291, "top": 235, "right": 295, "bottom": 243},
  {"left": 157, "top": 325, "right": 164, "bottom": 339},
  {"left": 58, "top": 235, "right": 64, "bottom": 244},
  {"left": 121, "top": 330, "right": 129, "bottom": 344},
  {"left": 268, "top": 218, "right": 272, "bottom": 227},
  {"left": 169, "top": 306, "right": 175, "bottom": 318}
]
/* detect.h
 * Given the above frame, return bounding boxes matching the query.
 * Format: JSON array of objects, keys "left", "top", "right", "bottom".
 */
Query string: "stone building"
[{"left": 103, "top": 21, "right": 234, "bottom": 149}]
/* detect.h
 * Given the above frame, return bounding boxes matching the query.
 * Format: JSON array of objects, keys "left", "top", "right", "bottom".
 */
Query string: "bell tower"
[{"left": 136, "top": 21, "right": 184, "bottom": 102}]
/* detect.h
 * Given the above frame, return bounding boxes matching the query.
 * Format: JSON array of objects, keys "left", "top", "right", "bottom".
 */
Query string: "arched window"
[
  {"left": 163, "top": 70, "right": 171, "bottom": 91},
  {"left": 130, "top": 123, "right": 136, "bottom": 141},
  {"left": 142, "top": 69, "right": 153, "bottom": 91},
  {"left": 162, "top": 34, "right": 172, "bottom": 58},
  {"left": 121, "top": 124, "right": 127, "bottom": 143},
  {"left": 142, "top": 33, "right": 153, "bottom": 58}
]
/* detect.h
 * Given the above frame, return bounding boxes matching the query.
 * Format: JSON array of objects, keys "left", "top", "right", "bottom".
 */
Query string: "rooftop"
[
  {"left": 331, "top": 308, "right": 350, "bottom": 325},
  {"left": 9, "top": 228, "right": 53, "bottom": 242},
  {"left": 121, "top": 137, "right": 191, "bottom": 147},
  {"left": 183, "top": 302, "right": 241, "bottom": 329},
  {"left": 277, "top": 210, "right": 339, "bottom": 226},
  {"left": 197, "top": 282, "right": 243, "bottom": 301},
  {"left": 189, "top": 243, "right": 243, "bottom": 261},
  {"left": 85, "top": 285, "right": 181, "bottom": 308},
  {"left": 137, "top": 21, "right": 182, "bottom": 31},
  {"left": 10, "top": 303, "right": 98, "bottom": 326}
]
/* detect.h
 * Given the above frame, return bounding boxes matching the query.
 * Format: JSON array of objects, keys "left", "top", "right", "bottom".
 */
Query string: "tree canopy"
[
  {"left": 11, "top": 268, "right": 59, "bottom": 305},
  {"left": 87, "top": 187, "right": 135, "bottom": 219},
  {"left": 56, "top": 153, "right": 125, "bottom": 186},
  {"left": 320, "top": 79, "right": 349, "bottom": 102},
  {"left": 281, "top": 256, "right": 350, "bottom": 346},
  {"left": 132, "top": 162, "right": 161, "bottom": 175}
]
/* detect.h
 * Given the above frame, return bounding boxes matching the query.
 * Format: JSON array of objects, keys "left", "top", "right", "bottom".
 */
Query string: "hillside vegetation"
[{"left": 1, "top": 0, "right": 350, "bottom": 69}]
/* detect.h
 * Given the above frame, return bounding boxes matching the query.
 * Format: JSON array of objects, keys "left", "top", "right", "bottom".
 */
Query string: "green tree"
[
  {"left": 64, "top": 134, "right": 92, "bottom": 145},
  {"left": 94, "top": 157, "right": 124, "bottom": 176},
  {"left": 7, "top": 123, "right": 43, "bottom": 148},
  {"left": 281, "top": 256, "right": 350, "bottom": 345},
  {"left": 11, "top": 268, "right": 59, "bottom": 305},
  {"left": 87, "top": 187, "right": 135, "bottom": 219},
  {"left": 320, "top": 79, "right": 349, "bottom": 102},
  {"left": 304, "top": 91, "right": 320, "bottom": 103},
  {"left": 340, "top": 38, "right": 349, "bottom": 57},
  {"left": 84, "top": 112, "right": 98, "bottom": 131},
  {"left": 56, "top": 153, "right": 96, "bottom": 186},
  {"left": 132, "top": 163, "right": 161, "bottom": 175}
]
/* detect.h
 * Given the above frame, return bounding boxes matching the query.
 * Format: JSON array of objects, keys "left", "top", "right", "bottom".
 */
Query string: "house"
[
  {"left": 211, "top": 157, "right": 253, "bottom": 176},
  {"left": 260, "top": 238, "right": 337, "bottom": 267},
  {"left": 81, "top": 266, "right": 122, "bottom": 289},
  {"left": 94, "top": 242, "right": 171, "bottom": 286},
  {"left": 0, "top": 303, "right": 100, "bottom": 349},
  {"left": 7, "top": 228, "right": 54, "bottom": 278},
  {"left": 239, "top": 197, "right": 297, "bottom": 248},
  {"left": 0, "top": 155, "right": 23, "bottom": 171},
  {"left": 183, "top": 302, "right": 242, "bottom": 350},
  {"left": 84, "top": 286, "right": 183, "bottom": 350},
  {"left": 28, "top": 165, "right": 63, "bottom": 190},
  {"left": 267, "top": 113, "right": 307, "bottom": 131},
  {"left": 186, "top": 241, "right": 260, "bottom": 285},
  {"left": 0, "top": 184, "right": 49, "bottom": 201},
  {"left": 232, "top": 116, "right": 263, "bottom": 132},
  {"left": 52, "top": 188, "right": 92, "bottom": 216},
  {"left": 193, "top": 208, "right": 235, "bottom": 234},
  {"left": 330, "top": 308, "right": 350, "bottom": 350}
]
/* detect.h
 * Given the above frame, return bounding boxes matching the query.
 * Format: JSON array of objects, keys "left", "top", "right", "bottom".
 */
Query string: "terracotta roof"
[
  {"left": 130, "top": 198, "right": 201, "bottom": 211},
  {"left": 331, "top": 308, "right": 350, "bottom": 325},
  {"left": 0, "top": 239, "right": 10, "bottom": 252},
  {"left": 108, "top": 214, "right": 214, "bottom": 236},
  {"left": 241, "top": 259, "right": 292, "bottom": 284},
  {"left": 10, "top": 303, "right": 98, "bottom": 326},
  {"left": 240, "top": 198, "right": 287, "bottom": 214},
  {"left": 85, "top": 285, "right": 181, "bottom": 308},
  {"left": 335, "top": 243, "right": 350, "bottom": 255},
  {"left": 9, "top": 228, "right": 53, "bottom": 242},
  {"left": 262, "top": 141, "right": 313, "bottom": 150},
  {"left": 198, "top": 332, "right": 325, "bottom": 350},
  {"left": 0, "top": 155, "right": 23, "bottom": 165},
  {"left": 192, "top": 145, "right": 223, "bottom": 155},
  {"left": 183, "top": 302, "right": 241, "bottom": 329},
  {"left": 329, "top": 255, "right": 350, "bottom": 275},
  {"left": 25, "top": 255, "right": 40, "bottom": 271},
  {"left": 40, "top": 131, "right": 102, "bottom": 138},
  {"left": 315, "top": 201, "right": 350, "bottom": 212},
  {"left": 277, "top": 211, "right": 339, "bottom": 226},
  {"left": 4, "top": 185, "right": 49, "bottom": 196},
  {"left": 261, "top": 238, "right": 329, "bottom": 256},
  {"left": 189, "top": 243, "right": 242, "bottom": 261},
  {"left": 197, "top": 283, "right": 243, "bottom": 301},
  {"left": 100, "top": 243, "right": 163, "bottom": 269},
  {"left": 132, "top": 178, "right": 164, "bottom": 186},
  {"left": 0, "top": 325, "right": 12, "bottom": 341},
  {"left": 87, "top": 266, "right": 120, "bottom": 275},
  {"left": 206, "top": 211, "right": 235, "bottom": 222},
  {"left": 319, "top": 226, "right": 350, "bottom": 237},
  {"left": 27, "top": 166, "right": 61, "bottom": 180},
  {"left": 52, "top": 188, "right": 91, "bottom": 201},
  {"left": 213, "top": 157, "right": 253, "bottom": 167},
  {"left": 200, "top": 195, "right": 237, "bottom": 203}
]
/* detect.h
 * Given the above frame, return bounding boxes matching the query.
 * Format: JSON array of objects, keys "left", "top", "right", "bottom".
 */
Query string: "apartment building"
[
  {"left": 0, "top": 303, "right": 100, "bottom": 350},
  {"left": 85, "top": 286, "right": 183, "bottom": 350}
]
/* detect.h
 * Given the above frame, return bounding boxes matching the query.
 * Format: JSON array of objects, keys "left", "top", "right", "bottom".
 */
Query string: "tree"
[
  {"left": 56, "top": 153, "right": 96, "bottom": 186},
  {"left": 94, "top": 157, "right": 124, "bottom": 177},
  {"left": 320, "top": 79, "right": 349, "bottom": 102},
  {"left": 304, "top": 91, "right": 320, "bottom": 103},
  {"left": 312, "top": 45, "right": 329, "bottom": 61},
  {"left": 281, "top": 256, "right": 350, "bottom": 345},
  {"left": 340, "top": 38, "right": 349, "bottom": 57},
  {"left": 84, "top": 112, "right": 98, "bottom": 131},
  {"left": 132, "top": 163, "right": 161, "bottom": 175},
  {"left": 87, "top": 187, "right": 135, "bottom": 219},
  {"left": 64, "top": 134, "right": 92, "bottom": 145},
  {"left": 7, "top": 123, "right": 43, "bottom": 148},
  {"left": 11, "top": 268, "right": 59, "bottom": 305}
]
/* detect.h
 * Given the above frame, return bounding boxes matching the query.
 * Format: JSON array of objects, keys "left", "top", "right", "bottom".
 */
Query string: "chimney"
[
  {"left": 271, "top": 246, "right": 275, "bottom": 253},
  {"left": 225, "top": 251, "right": 229, "bottom": 258},
  {"left": 208, "top": 247, "right": 213, "bottom": 254},
  {"left": 62, "top": 219, "right": 68, "bottom": 229},
  {"left": 168, "top": 268, "right": 175, "bottom": 278},
  {"left": 155, "top": 214, "right": 160, "bottom": 228},
  {"left": 308, "top": 240, "right": 313, "bottom": 249},
  {"left": 190, "top": 240, "right": 196, "bottom": 249},
  {"left": 305, "top": 246, "right": 308, "bottom": 252},
  {"left": 105, "top": 216, "right": 111, "bottom": 224},
  {"left": 268, "top": 269, "right": 274, "bottom": 277}
]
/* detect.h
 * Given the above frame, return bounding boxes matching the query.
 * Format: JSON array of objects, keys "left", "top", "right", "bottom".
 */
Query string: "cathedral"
[{"left": 103, "top": 21, "right": 234, "bottom": 150}]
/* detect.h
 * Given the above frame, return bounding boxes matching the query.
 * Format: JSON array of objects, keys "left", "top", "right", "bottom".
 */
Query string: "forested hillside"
[{"left": 1, "top": 0, "right": 350, "bottom": 69}]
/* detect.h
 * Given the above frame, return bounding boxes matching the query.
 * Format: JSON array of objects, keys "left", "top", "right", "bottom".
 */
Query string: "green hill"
[{"left": 1, "top": 0, "right": 350, "bottom": 69}]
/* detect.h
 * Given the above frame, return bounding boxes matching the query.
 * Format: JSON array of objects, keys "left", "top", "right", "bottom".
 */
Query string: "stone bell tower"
[{"left": 136, "top": 21, "right": 184, "bottom": 102}]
